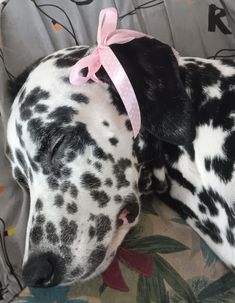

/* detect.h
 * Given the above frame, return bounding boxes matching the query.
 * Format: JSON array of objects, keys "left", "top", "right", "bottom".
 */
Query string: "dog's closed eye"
[{"left": 50, "top": 136, "right": 65, "bottom": 164}]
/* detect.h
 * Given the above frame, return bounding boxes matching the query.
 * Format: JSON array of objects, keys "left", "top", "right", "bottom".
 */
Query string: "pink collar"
[{"left": 69, "top": 7, "right": 148, "bottom": 137}]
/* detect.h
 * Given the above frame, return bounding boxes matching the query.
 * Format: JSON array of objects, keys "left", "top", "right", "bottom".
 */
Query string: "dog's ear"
[
  {"left": 110, "top": 37, "right": 195, "bottom": 146},
  {"left": 7, "top": 58, "right": 42, "bottom": 103}
]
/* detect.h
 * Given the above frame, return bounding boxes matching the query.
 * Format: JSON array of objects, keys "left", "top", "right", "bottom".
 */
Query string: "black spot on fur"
[
  {"left": 93, "top": 147, "right": 108, "bottom": 160},
  {"left": 167, "top": 166, "right": 196, "bottom": 195},
  {"left": 114, "top": 195, "right": 122, "bottom": 203},
  {"left": 197, "top": 91, "right": 235, "bottom": 132},
  {"left": 125, "top": 119, "right": 132, "bottom": 131},
  {"left": 36, "top": 214, "right": 45, "bottom": 225},
  {"left": 54, "top": 53, "right": 64, "bottom": 58},
  {"left": 227, "top": 229, "right": 235, "bottom": 246},
  {"left": 68, "top": 48, "right": 88, "bottom": 59},
  {"left": 89, "top": 226, "right": 96, "bottom": 239},
  {"left": 89, "top": 213, "right": 96, "bottom": 221},
  {"left": 54, "top": 194, "right": 64, "bottom": 207},
  {"left": 35, "top": 198, "right": 43, "bottom": 211},
  {"left": 85, "top": 245, "right": 106, "bottom": 278},
  {"left": 47, "top": 233, "right": 59, "bottom": 245},
  {"left": 47, "top": 176, "right": 59, "bottom": 190},
  {"left": 113, "top": 158, "right": 131, "bottom": 189},
  {"left": 224, "top": 131, "right": 235, "bottom": 161},
  {"left": 46, "top": 221, "right": 59, "bottom": 245},
  {"left": 104, "top": 178, "right": 113, "bottom": 187},
  {"left": 27, "top": 118, "right": 45, "bottom": 142},
  {"left": 81, "top": 172, "right": 101, "bottom": 190},
  {"left": 211, "top": 156, "right": 233, "bottom": 183},
  {"left": 71, "top": 93, "right": 89, "bottom": 104},
  {"left": 209, "top": 189, "right": 235, "bottom": 228},
  {"left": 70, "top": 184, "right": 78, "bottom": 198},
  {"left": 90, "top": 190, "right": 110, "bottom": 207},
  {"left": 61, "top": 167, "right": 72, "bottom": 178},
  {"left": 46, "top": 222, "right": 56, "bottom": 234},
  {"left": 66, "top": 151, "right": 77, "bottom": 162},
  {"left": 107, "top": 153, "right": 115, "bottom": 163},
  {"left": 159, "top": 192, "right": 198, "bottom": 221},
  {"left": 21, "top": 109, "right": 32, "bottom": 121},
  {"left": 198, "top": 188, "right": 219, "bottom": 216},
  {"left": 67, "top": 202, "right": 78, "bottom": 214},
  {"left": 184, "top": 143, "right": 195, "bottom": 162},
  {"left": 109, "top": 137, "right": 119, "bottom": 146},
  {"left": 62, "top": 76, "right": 70, "bottom": 83},
  {"left": 61, "top": 181, "right": 71, "bottom": 193},
  {"left": 35, "top": 104, "right": 49, "bottom": 113},
  {"left": 30, "top": 225, "right": 43, "bottom": 245},
  {"left": 48, "top": 106, "right": 78, "bottom": 124},
  {"left": 21, "top": 87, "right": 49, "bottom": 110},
  {"left": 198, "top": 204, "right": 207, "bottom": 214},
  {"left": 94, "top": 161, "right": 102, "bottom": 172},
  {"left": 96, "top": 215, "right": 111, "bottom": 241},
  {"left": 205, "top": 158, "right": 211, "bottom": 171},
  {"left": 15, "top": 123, "right": 23, "bottom": 138},
  {"left": 55, "top": 57, "right": 77, "bottom": 68},
  {"left": 60, "top": 245, "right": 72, "bottom": 264},
  {"left": 64, "top": 122, "right": 95, "bottom": 155},
  {"left": 60, "top": 217, "right": 78, "bottom": 245},
  {"left": 196, "top": 220, "right": 222, "bottom": 243},
  {"left": 102, "top": 121, "right": 109, "bottom": 127}
]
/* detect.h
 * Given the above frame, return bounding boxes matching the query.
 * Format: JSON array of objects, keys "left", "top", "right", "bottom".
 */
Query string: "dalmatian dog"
[{"left": 6, "top": 37, "right": 235, "bottom": 288}]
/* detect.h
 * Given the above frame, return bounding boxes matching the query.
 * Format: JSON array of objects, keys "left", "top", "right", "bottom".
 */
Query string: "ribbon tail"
[{"left": 100, "top": 48, "right": 141, "bottom": 137}]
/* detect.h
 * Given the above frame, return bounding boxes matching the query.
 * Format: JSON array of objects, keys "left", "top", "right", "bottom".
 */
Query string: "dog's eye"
[{"left": 50, "top": 136, "right": 65, "bottom": 162}]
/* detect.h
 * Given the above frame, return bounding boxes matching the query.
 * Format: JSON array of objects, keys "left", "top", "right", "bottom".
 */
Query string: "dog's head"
[{"left": 6, "top": 38, "right": 194, "bottom": 287}]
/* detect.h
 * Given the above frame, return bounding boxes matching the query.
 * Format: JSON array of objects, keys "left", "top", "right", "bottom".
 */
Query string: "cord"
[
  {"left": 119, "top": 0, "right": 164, "bottom": 21},
  {"left": 207, "top": 48, "right": 235, "bottom": 59},
  {"left": 0, "top": 218, "right": 23, "bottom": 290},
  {"left": 31, "top": 0, "right": 79, "bottom": 45}
]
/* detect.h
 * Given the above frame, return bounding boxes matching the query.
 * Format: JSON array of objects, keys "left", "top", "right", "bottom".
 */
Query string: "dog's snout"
[{"left": 22, "top": 252, "right": 65, "bottom": 288}]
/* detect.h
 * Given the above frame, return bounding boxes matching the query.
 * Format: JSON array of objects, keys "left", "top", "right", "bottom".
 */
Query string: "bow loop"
[
  {"left": 70, "top": 51, "right": 101, "bottom": 85},
  {"left": 97, "top": 7, "right": 118, "bottom": 46}
]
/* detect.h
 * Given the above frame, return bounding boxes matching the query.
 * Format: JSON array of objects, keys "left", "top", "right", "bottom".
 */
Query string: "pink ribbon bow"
[{"left": 69, "top": 7, "right": 148, "bottom": 137}]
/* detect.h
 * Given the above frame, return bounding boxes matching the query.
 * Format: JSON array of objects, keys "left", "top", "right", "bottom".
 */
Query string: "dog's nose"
[
  {"left": 117, "top": 201, "right": 140, "bottom": 226},
  {"left": 22, "top": 252, "right": 65, "bottom": 288}
]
